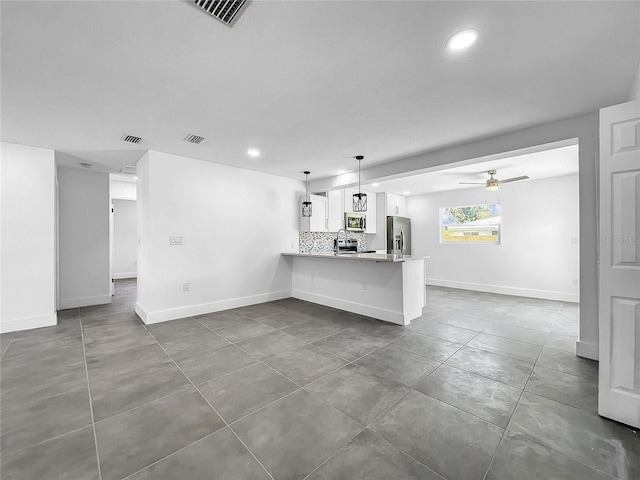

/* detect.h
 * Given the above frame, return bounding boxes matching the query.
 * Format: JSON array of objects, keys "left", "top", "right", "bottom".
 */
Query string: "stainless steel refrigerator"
[{"left": 387, "top": 216, "right": 411, "bottom": 255}]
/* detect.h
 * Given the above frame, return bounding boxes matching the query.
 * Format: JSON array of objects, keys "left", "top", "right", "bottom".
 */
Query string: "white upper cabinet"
[
  {"left": 299, "top": 194, "right": 328, "bottom": 232},
  {"left": 364, "top": 190, "right": 376, "bottom": 233},
  {"left": 327, "top": 189, "right": 344, "bottom": 232},
  {"left": 386, "top": 193, "right": 407, "bottom": 217}
]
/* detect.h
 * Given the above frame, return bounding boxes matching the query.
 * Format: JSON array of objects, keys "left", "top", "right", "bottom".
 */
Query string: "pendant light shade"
[
  {"left": 302, "top": 171, "right": 312, "bottom": 217},
  {"left": 353, "top": 155, "right": 367, "bottom": 212}
]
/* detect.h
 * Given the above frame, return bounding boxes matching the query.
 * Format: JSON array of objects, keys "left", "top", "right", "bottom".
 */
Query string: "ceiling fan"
[{"left": 459, "top": 169, "right": 530, "bottom": 191}]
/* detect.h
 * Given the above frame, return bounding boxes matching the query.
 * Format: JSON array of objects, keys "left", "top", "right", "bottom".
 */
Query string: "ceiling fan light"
[{"left": 486, "top": 177, "right": 499, "bottom": 191}]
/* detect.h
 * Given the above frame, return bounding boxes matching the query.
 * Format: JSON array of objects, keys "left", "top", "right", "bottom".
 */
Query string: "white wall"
[
  {"left": 136, "top": 151, "right": 301, "bottom": 324},
  {"left": 136, "top": 153, "right": 151, "bottom": 312},
  {"left": 629, "top": 59, "right": 640, "bottom": 101},
  {"left": 110, "top": 178, "right": 137, "bottom": 201},
  {"left": 1, "top": 142, "right": 57, "bottom": 332},
  {"left": 408, "top": 174, "right": 580, "bottom": 302},
  {"left": 113, "top": 199, "right": 137, "bottom": 279},
  {"left": 58, "top": 166, "right": 111, "bottom": 308},
  {"left": 313, "top": 112, "right": 599, "bottom": 360}
]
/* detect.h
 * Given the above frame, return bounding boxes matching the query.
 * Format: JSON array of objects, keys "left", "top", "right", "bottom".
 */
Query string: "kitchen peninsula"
[{"left": 282, "top": 252, "right": 427, "bottom": 325}]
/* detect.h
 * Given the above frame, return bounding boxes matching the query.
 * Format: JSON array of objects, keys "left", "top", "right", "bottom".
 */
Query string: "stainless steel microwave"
[{"left": 345, "top": 212, "right": 366, "bottom": 231}]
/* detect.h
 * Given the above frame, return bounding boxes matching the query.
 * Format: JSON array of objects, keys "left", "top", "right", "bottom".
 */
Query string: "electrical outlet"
[
  {"left": 310, "top": 274, "right": 314, "bottom": 282},
  {"left": 571, "top": 278, "right": 579, "bottom": 286},
  {"left": 571, "top": 237, "right": 578, "bottom": 245},
  {"left": 183, "top": 282, "right": 190, "bottom": 292},
  {"left": 170, "top": 235, "right": 183, "bottom": 245},
  {"left": 362, "top": 281, "right": 367, "bottom": 290}
]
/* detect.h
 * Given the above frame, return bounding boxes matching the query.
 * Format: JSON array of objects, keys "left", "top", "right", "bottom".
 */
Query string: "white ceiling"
[
  {"left": 364, "top": 143, "right": 579, "bottom": 196},
  {"left": 1, "top": 1, "right": 638, "bottom": 184}
]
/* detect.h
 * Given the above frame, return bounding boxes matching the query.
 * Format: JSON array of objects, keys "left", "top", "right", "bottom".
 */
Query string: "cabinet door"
[
  {"left": 397, "top": 195, "right": 407, "bottom": 217},
  {"left": 309, "top": 194, "right": 328, "bottom": 232},
  {"left": 386, "top": 193, "right": 407, "bottom": 217},
  {"left": 364, "top": 189, "right": 376, "bottom": 233},
  {"left": 299, "top": 194, "right": 328, "bottom": 232},
  {"left": 327, "top": 190, "right": 344, "bottom": 232},
  {"left": 386, "top": 193, "right": 398, "bottom": 216}
]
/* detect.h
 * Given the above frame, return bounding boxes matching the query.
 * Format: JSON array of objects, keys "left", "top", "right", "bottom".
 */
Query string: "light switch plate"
[{"left": 169, "top": 235, "right": 183, "bottom": 245}]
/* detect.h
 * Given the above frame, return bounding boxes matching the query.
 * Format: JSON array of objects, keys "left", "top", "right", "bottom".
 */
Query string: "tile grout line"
[
  {"left": 118, "top": 428, "right": 231, "bottom": 480},
  {"left": 299, "top": 425, "right": 367, "bottom": 480},
  {"left": 90, "top": 385, "right": 195, "bottom": 426},
  {"left": 485, "top": 428, "right": 618, "bottom": 480},
  {"left": 1, "top": 334, "right": 15, "bottom": 358},
  {"left": 79, "top": 313, "right": 103, "bottom": 480},
  {"left": 138, "top": 321, "right": 277, "bottom": 480},
  {"left": 480, "top": 332, "right": 549, "bottom": 480},
  {"left": 190, "top": 317, "right": 426, "bottom": 478},
  {"left": 0, "top": 423, "right": 96, "bottom": 459},
  {"left": 86, "top": 286, "right": 590, "bottom": 480},
  {"left": 366, "top": 429, "right": 452, "bottom": 480},
  {"left": 425, "top": 300, "right": 564, "bottom": 479}
]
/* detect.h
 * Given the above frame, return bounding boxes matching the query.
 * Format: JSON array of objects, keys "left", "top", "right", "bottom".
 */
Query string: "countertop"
[{"left": 281, "top": 252, "right": 428, "bottom": 263}]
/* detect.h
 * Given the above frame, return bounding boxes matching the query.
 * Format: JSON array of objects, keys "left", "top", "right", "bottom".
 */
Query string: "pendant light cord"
[{"left": 304, "top": 171, "right": 310, "bottom": 201}]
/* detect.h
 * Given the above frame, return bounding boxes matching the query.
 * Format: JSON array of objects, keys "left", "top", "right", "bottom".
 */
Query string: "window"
[{"left": 440, "top": 203, "right": 501, "bottom": 245}]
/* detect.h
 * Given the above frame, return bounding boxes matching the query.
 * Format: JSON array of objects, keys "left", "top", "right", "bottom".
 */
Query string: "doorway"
[{"left": 109, "top": 173, "right": 138, "bottom": 293}]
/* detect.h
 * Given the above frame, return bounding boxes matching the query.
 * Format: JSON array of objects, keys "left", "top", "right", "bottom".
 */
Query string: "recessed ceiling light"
[
  {"left": 337, "top": 169, "right": 347, "bottom": 175},
  {"left": 372, "top": 183, "right": 380, "bottom": 187},
  {"left": 79, "top": 162, "right": 93, "bottom": 169},
  {"left": 403, "top": 191, "right": 411, "bottom": 195},
  {"left": 447, "top": 29, "right": 479, "bottom": 51},
  {"left": 247, "top": 148, "right": 260, "bottom": 158}
]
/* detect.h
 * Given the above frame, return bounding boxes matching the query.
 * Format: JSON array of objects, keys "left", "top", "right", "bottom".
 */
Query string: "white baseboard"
[
  {"left": 427, "top": 278, "right": 579, "bottom": 303},
  {"left": 135, "top": 302, "right": 149, "bottom": 323},
  {"left": 114, "top": 272, "right": 137, "bottom": 280},
  {"left": 576, "top": 340, "right": 599, "bottom": 361},
  {"left": 0, "top": 312, "right": 57, "bottom": 333},
  {"left": 292, "top": 289, "right": 406, "bottom": 325},
  {"left": 136, "top": 290, "right": 292, "bottom": 325},
  {"left": 58, "top": 294, "right": 112, "bottom": 310}
]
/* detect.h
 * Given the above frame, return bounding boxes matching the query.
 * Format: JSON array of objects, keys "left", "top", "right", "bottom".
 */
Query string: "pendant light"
[
  {"left": 353, "top": 155, "right": 367, "bottom": 212},
  {"left": 302, "top": 171, "right": 312, "bottom": 217}
]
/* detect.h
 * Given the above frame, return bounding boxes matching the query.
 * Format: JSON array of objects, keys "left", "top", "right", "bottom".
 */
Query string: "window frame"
[{"left": 439, "top": 203, "right": 502, "bottom": 245}]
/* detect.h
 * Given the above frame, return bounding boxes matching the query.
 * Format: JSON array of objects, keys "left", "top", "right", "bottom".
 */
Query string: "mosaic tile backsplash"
[{"left": 299, "top": 231, "right": 366, "bottom": 254}]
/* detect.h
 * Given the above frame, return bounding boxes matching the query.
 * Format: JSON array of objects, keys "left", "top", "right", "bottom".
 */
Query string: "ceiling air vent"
[
  {"left": 120, "top": 165, "right": 137, "bottom": 175},
  {"left": 183, "top": 133, "right": 206, "bottom": 144},
  {"left": 121, "top": 134, "right": 142, "bottom": 144},
  {"left": 193, "top": 0, "right": 249, "bottom": 26}
]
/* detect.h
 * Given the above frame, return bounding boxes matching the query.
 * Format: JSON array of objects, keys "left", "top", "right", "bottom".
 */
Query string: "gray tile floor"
[{"left": 1, "top": 281, "right": 639, "bottom": 480}]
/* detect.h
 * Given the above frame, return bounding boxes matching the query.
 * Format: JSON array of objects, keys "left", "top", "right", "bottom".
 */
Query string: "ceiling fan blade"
[
  {"left": 458, "top": 182, "right": 486, "bottom": 185},
  {"left": 497, "top": 175, "right": 530, "bottom": 184}
]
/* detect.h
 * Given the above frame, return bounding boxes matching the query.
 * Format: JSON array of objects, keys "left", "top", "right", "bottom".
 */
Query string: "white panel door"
[
  {"left": 109, "top": 202, "right": 114, "bottom": 296},
  {"left": 598, "top": 100, "right": 640, "bottom": 428}
]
